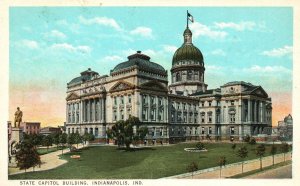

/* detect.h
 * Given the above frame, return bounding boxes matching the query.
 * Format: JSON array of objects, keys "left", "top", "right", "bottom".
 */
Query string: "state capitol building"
[{"left": 65, "top": 23, "right": 272, "bottom": 143}]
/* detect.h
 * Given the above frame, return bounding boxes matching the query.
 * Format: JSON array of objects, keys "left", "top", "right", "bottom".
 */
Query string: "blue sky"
[{"left": 9, "top": 7, "right": 293, "bottom": 125}]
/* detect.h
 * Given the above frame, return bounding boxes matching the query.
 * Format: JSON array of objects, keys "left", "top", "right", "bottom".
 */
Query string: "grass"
[
  {"left": 230, "top": 160, "right": 292, "bottom": 178},
  {"left": 9, "top": 142, "right": 285, "bottom": 179}
]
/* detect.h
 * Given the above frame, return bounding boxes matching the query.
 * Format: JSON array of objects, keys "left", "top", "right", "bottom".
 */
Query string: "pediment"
[
  {"left": 250, "top": 86, "right": 268, "bottom": 98},
  {"left": 109, "top": 81, "right": 135, "bottom": 93},
  {"left": 66, "top": 92, "right": 80, "bottom": 101},
  {"left": 140, "top": 80, "right": 168, "bottom": 92}
]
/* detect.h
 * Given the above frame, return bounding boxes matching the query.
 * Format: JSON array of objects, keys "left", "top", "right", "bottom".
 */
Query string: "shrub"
[
  {"left": 196, "top": 142, "right": 205, "bottom": 150},
  {"left": 243, "top": 135, "right": 250, "bottom": 143},
  {"left": 249, "top": 138, "right": 256, "bottom": 145}
]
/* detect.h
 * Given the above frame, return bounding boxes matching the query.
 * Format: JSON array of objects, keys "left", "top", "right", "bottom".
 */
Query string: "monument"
[{"left": 9, "top": 107, "right": 24, "bottom": 167}]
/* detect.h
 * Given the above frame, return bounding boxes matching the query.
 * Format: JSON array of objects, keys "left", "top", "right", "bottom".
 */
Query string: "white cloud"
[
  {"left": 103, "top": 55, "right": 124, "bottom": 62},
  {"left": 20, "top": 39, "right": 39, "bottom": 49},
  {"left": 214, "top": 21, "right": 256, "bottom": 31},
  {"left": 50, "top": 43, "right": 91, "bottom": 54},
  {"left": 189, "top": 22, "right": 228, "bottom": 39},
  {"left": 261, "top": 46, "right": 292, "bottom": 57},
  {"left": 79, "top": 16, "right": 121, "bottom": 31},
  {"left": 130, "top": 27, "right": 153, "bottom": 38},
  {"left": 44, "top": 30, "right": 66, "bottom": 39},
  {"left": 243, "top": 65, "right": 291, "bottom": 74},
  {"left": 162, "top": 45, "right": 178, "bottom": 53},
  {"left": 211, "top": 49, "right": 226, "bottom": 56}
]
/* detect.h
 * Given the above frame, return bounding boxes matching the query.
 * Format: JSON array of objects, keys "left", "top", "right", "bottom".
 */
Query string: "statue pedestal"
[{"left": 8, "top": 128, "right": 23, "bottom": 167}]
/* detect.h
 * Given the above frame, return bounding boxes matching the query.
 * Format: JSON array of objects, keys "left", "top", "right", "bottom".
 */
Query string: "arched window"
[
  {"left": 176, "top": 72, "right": 181, "bottom": 82},
  {"left": 187, "top": 70, "right": 192, "bottom": 80}
]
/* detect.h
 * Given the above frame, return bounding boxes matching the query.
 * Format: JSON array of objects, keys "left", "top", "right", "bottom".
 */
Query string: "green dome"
[
  {"left": 111, "top": 51, "right": 166, "bottom": 75},
  {"left": 172, "top": 44, "right": 204, "bottom": 65}
]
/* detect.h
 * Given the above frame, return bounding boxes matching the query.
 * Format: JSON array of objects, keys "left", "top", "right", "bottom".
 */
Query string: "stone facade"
[
  {"left": 277, "top": 114, "right": 293, "bottom": 141},
  {"left": 65, "top": 26, "right": 272, "bottom": 142}
]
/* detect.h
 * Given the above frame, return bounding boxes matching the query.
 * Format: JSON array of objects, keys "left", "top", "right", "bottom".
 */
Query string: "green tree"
[
  {"left": 73, "top": 132, "right": 82, "bottom": 149},
  {"left": 67, "top": 133, "right": 76, "bottom": 150},
  {"left": 231, "top": 143, "right": 236, "bottom": 151},
  {"left": 243, "top": 135, "right": 250, "bottom": 143},
  {"left": 186, "top": 162, "right": 198, "bottom": 179},
  {"left": 270, "top": 144, "right": 277, "bottom": 166},
  {"left": 281, "top": 142, "right": 289, "bottom": 162},
  {"left": 219, "top": 156, "right": 226, "bottom": 178},
  {"left": 137, "top": 126, "right": 148, "bottom": 142},
  {"left": 256, "top": 144, "right": 266, "bottom": 170},
  {"left": 236, "top": 146, "right": 248, "bottom": 173},
  {"left": 52, "top": 133, "right": 60, "bottom": 150},
  {"left": 109, "top": 116, "right": 141, "bottom": 150},
  {"left": 196, "top": 142, "right": 204, "bottom": 150},
  {"left": 59, "top": 133, "right": 67, "bottom": 155},
  {"left": 15, "top": 140, "right": 41, "bottom": 172},
  {"left": 249, "top": 138, "right": 256, "bottom": 145},
  {"left": 42, "top": 135, "right": 53, "bottom": 153}
]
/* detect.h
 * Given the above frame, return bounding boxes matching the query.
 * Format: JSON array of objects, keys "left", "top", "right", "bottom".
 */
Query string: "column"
[
  {"left": 262, "top": 102, "right": 266, "bottom": 123},
  {"left": 253, "top": 100, "right": 257, "bottom": 123},
  {"left": 260, "top": 101, "right": 263, "bottom": 123},
  {"left": 88, "top": 100, "right": 91, "bottom": 122},
  {"left": 102, "top": 98, "right": 105, "bottom": 122},
  {"left": 75, "top": 102, "right": 78, "bottom": 123},
  {"left": 80, "top": 100, "right": 83, "bottom": 123},
  {"left": 156, "top": 96, "right": 159, "bottom": 121},
  {"left": 66, "top": 103, "right": 69, "bottom": 124},
  {"left": 164, "top": 97, "right": 168, "bottom": 122},
  {"left": 247, "top": 99, "right": 251, "bottom": 123},
  {"left": 148, "top": 95, "right": 151, "bottom": 121},
  {"left": 138, "top": 94, "right": 142, "bottom": 120}
]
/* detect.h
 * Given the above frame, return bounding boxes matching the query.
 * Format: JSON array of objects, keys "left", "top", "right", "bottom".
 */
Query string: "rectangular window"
[
  {"left": 177, "top": 112, "right": 182, "bottom": 122},
  {"left": 208, "top": 101, "right": 212, "bottom": 107},
  {"left": 195, "top": 114, "right": 198, "bottom": 123},
  {"left": 114, "top": 97, "right": 117, "bottom": 105},
  {"left": 142, "top": 95, "right": 147, "bottom": 104},
  {"left": 208, "top": 114, "right": 212, "bottom": 123},
  {"left": 201, "top": 102, "right": 205, "bottom": 107},
  {"left": 231, "top": 100, "right": 234, "bottom": 106},
  {"left": 183, "top": 113, "right": 187, "bottom": 123},
  {"left": 201, "top": 127, "right": 205, "bottom": 134},
  {"left": 183, "top": 103, "right": 186, "bottom": 110},
  {"left": 121, "top": 110, "right": 124, "bottom": 120},
  {"left": 128, "top": 95, "right": 131, "bottom": 103},
  {"left": 230, "top": 127, "right": 235, "bottom": 135},
  {"left": 177, "top": 102, "right": 180, "bottom": 110},
  {"left": 151, "top": 109, "right": 156, "bottom": 120},
  {"left": 209, "top": 127, "right": 212, "bottom": 134},
  {"left": 150, "top": 96, "right": 155, "bottom": 105},
  {"left": 113, "top": 110, "right": 117, "bottom": 121},
  {"left": 142, "top": 108, "right": 148, "bottom": 121},
  {"left": 121, "top": 96, "right": 124, "bottom": 104},
  {"left": 171, "top": 112, "right": 175, "bottom": 122}
]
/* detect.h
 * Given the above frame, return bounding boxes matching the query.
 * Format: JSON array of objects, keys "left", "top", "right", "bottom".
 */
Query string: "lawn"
[
  {"left": 37, "top": 146, "right": 67, "bottom": 155},
  {"left": 9, "top": 142, "right": 284, "bottom": 179}
]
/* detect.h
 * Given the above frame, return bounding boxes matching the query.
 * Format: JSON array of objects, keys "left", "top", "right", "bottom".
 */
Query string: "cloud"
[
  {"left": 50, "top": 43, "right": 91, "bottom": 54},
  {"left": 44, "top": 30, "right": 66, "bottom": 39},
  {"left": 189, "top": 22, "right": 228, "bottom": 39},
  {"left": 103, "top": 55, "right": 124, "bottom": 62},
  {"left": 214, "top": 21, "right": 256, "bottom": 31},
  {"left": 130, "top": 27, "right": 153, "bottom": 38},
  {"left": 20, "top": 39, "right": 39, "bottom": 49},
  {"left": 162, "top": 45, "right": 178, "bottom": 53},
  {"left": 211, "top": 49, "right": 226, "bottom": 56},
  {"left": 243, "top": 65, "right": 291, "bottom": 74},
  {"left": 79, "top": 16, "right": 121, "bottom": 31},
  {"left": 261, "top": 45, "right": 292, "bottom": 57}
]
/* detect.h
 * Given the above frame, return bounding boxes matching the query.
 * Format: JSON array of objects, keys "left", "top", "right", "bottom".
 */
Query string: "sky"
[{"left": 9, "top": 7, "right": 293, "bottom": 127}]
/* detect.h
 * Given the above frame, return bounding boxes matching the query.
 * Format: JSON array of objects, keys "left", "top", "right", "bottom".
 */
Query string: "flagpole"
[{"left": 187, "top": 10, "right": 189, "bottom": 28}]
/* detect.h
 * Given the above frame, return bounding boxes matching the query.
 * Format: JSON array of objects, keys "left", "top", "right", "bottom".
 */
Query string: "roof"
[
  {"left": 190, "top": 89, "right": 215, "bottom": 96},
  {"left": 172, "top": 44, "right": 204, "bottom": 65},
  {"left": 221, "top": 81, "right": 253, "bottom": 87},
  {"left": 68, "top": 68, "right": 99, "bottom": 86},
  {"left": 111, "top": 51, "right": 166, "bottom": 75}
]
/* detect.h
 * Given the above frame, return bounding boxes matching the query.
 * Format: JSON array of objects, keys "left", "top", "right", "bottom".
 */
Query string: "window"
[
  {"left": 121, "top": 110, "right": 124, "bottom": 120},
  {"left": 114, "top": 97, "right": 117, "bottom": 105},
  {"left": 158, "top": 97, "right": 162, "bottom": 105},
  {"left": 142, "top": 108, "right": 148, "bottom": 121},
  {"left": 208, "top": 113, "right": 212, "bottom": 123},
  {"left": 160, "top": 128, "right": 163, "bottom": 136},
  {"left": 90, "top": 128, "right": 93, "bottom": 134},
  {"left": 171, "top": 112, "right": 175, "bottom": 122},
  {"left": 121, "top": 96, "right": 124, "bottom": 104},
  {"left": 208, "top": 101, "right": 212, "bottom": 107},
  {"left": 194, "top": 113, "right": 198, "bottom": 123},
  {"left": 189, "top": 112, "right": 193, "bottom": 123},
  {"left": 177, "top": 112, "right": 182, "bottom": 122},
  {"left": 230, "top": 114, "right": 236, "bottom": 123},
  {"left": 195, "top": 127, "right": 198, "bottom": 135},
  {"left": 95, "top": 128, "right": 99, "bottom": 137},
  {"left": 201, "top": 102, "right": 205, "bottom": 107},
  {"left": 209, "top": 127, "right": 212, "bottom": 134},
  {"left": 142, "top": 95, "right": 147, "bottom": 104},
  {"left": 150, "top": 109, "right": 156, "bottom": 120},
  {"left": 183, "top": 113, "right": 187, "bottom": 123},
  {"left": 230, "top": 127, "right": 235, "bottom": 135},
  {"left": 183, "top": 103, "right": 186, "bottom": 110},
  {"left": 158, "top": 109, "right": 163, "bottom": 121},
  {"left": 201, "top": 113, "right": 205, "bottom": 123},
  {"left": 128, "top": 95, "right": 132, "bottom": 103},
  {"left": 152, "top": 127, "right": 155, "bottom": 136},
  {"left": 68, "top": 128, "right": 70, "bottom": 134},
  {"left": 177, "top": 102, "right": 180, "bottom": 110},
  {"left": 72, "top": 128, "right": 74, "bottom": 133},
  {"left": 187, "top": 70, "right": 192, "bottom": 80},
  {"left": 176, "top": 72, "right": 181, "bottom": 82},
  {"left": 231, "top": 100, "right": 234, "bottom": 106},
  {"left": 217, "top": 101, "right": 220, "bottom": 106},
  {"left": 201, "top": 127, "right": 205, "bottom": 134},
  {"left": 150, "top": 96, "right": 155, "bottom": 105},
  {"left": 113, "top": 110, "right": 117, "bottom": 121}
]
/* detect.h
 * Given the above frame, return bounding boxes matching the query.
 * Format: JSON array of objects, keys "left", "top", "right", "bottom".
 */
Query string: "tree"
[
  {"left": 231, "top": 143, "right": 236, "bottom": 151},
  {"left": 109, "top": 116, "right": 141, "bottom": 150},
  {"left": 67, "top": 133, "right": 76, "bottom": 150},
  {"left": 256, "top": 144, "right": 266, "bottom": 170},
  {"left": 236, "top": 146, "right": 248, "bottom": 173},
  {"left": 243, "top": 135, "right": 250, "bottom": 143},
  {"left": 249, "top": 138, "right": 256, "bottom": 145},
  {"left": 219, "top": 156, "right": 226, "bottom": 178},
  {"left": 196, "top": 142, "right": 205, "bottom": 150},
  {"left": 281, "top": 142, "right": 289, "bottom": 162},
  {"left": 270, "top": 144, "right": 277, "bottom": 166},
  {"left": 73, "top": 132, "right": 82, "bottom": 148},
  {"left": 42, "top": 135, "right": 53, "bottom": 153},
  {"left": 186, "top": 162, "right": 198, "bottom": 179},
  {"left": 15, "top": 140, "right": 41, "bottom": 172},
  {"left": 59, "top": 133, "right": 67, "bottom": 155},
  {"left": 52, "top": 133, "right": 60, "bottom": 150},
  {"left": 137, "top": 126, "right": 148, "bottom": 142}
]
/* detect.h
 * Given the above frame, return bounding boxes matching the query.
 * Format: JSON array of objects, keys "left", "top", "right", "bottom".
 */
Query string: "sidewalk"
[
  {"left": 163, "top": 152, "right": 292, "bottom": 179},
  {"left": 8, "top": 144, "right": 85, "bottom": 175}
]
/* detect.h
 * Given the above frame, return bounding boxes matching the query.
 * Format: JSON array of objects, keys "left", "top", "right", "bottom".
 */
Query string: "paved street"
[{"left": 244, "top": 164, "right": 292, "bottom": 178}]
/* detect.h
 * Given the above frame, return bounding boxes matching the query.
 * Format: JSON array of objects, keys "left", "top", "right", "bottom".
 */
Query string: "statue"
[{"left": 14, "top": 107, "right": 23, "bottom": 128}]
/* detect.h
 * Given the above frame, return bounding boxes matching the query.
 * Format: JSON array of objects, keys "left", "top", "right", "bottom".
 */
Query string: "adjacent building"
[
  {"left": 20, "top": 122, "right": 40, "bottom": 135},
  {"left": 65, "top": 22, "right": 272, "bottom": 143},
  {"left": 40, "top": 126, "right": 62, "bottom": 136},
  {"left": 277, "top": 114, "right": 293, "bottom": 141}
]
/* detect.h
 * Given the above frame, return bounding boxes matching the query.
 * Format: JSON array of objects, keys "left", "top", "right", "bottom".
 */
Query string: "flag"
[{"left": 187, "top": 12, "right": 194, "bottom": 23}]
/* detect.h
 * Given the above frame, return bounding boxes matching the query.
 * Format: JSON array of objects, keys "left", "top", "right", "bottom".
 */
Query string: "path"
[
  {"left": 8, "top": 144, "right": 85, "bottom": 175},
  {"left": 244, "top": 164, "right": 292, "bottom": 178}
]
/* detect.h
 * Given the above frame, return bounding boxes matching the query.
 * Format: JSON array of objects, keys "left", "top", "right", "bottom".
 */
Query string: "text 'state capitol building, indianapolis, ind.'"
[{"left": 65, "top": 23, "right": 273, "bottom": 143}]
